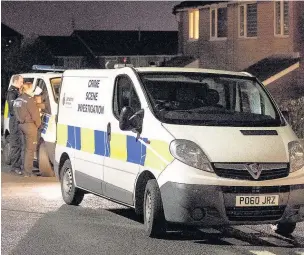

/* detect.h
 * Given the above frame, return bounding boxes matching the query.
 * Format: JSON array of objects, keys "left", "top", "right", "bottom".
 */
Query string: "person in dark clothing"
[
  {"left": 13, "top": 82, "right": 41, "bottom": 177},
  {"left": 6, "top": 74, "right": 24, "bottom": 175}
]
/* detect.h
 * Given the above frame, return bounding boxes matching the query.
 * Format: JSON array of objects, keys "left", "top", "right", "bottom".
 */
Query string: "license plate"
[{"left": 236, "top": 195, "right": 279, "bottom": 207}]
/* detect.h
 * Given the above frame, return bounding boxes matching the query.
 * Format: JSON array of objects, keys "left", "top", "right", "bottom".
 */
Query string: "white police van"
[
  {"left": 55, "top": 66, "right": 304, "bottom": 237},
  {"left": 3, "top": 65, "right": 63, "bottom": 177}
]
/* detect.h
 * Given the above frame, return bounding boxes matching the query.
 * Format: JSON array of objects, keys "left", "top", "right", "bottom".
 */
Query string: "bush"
[{"left": 278, "top": 97, "right": 304, "bottom": 139}]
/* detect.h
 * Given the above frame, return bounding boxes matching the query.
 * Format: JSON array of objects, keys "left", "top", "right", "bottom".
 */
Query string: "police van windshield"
[{"left": 138, "top": 72, "right": 283, "bottom": 127}]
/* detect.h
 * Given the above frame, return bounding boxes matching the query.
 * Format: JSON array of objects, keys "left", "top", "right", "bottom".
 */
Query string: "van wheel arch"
[
  {"left": 59, "top": 153, "right": 70, "bottom": 180},
  {"left": 134, "top": 170, "right": 156, "bottom": 216}
]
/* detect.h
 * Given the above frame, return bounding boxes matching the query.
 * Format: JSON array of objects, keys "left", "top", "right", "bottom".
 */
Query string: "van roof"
[
  {"left": 135, "top": 67, "right": 252, "bottom": 77},
  {"left": 63, "top": 67, "right": 253, "bottom": 78}
]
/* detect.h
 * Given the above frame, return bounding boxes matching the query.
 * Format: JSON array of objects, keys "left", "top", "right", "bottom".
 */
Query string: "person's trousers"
[
  {"left": 9, "top": 117, "right": 22, "bottom": 169},
  {"left": 19, "top": 123, "right": 38, "bottom": 174}
]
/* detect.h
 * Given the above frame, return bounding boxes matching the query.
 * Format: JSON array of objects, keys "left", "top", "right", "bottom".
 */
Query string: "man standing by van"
[
  {"left": 14, "top": 82, "right": 41, "bottom": 177},
  {"left": 6, "top": 75, "right": 24, "bottom": 175}
]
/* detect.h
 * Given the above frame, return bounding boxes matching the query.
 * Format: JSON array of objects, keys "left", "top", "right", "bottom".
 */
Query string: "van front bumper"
[{"left": 160, "top": 182, "right": 304, "bottom": 226}]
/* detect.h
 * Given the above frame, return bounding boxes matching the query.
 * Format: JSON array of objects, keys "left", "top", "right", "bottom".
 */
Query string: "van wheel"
[
  {"left": 60, "top": 159, "right": 84, "bottom": 205},
  {"left": 273, "top": 222, "right": 296, "bottom": 236},
  {"left": 39, "top": 142, "right": 55, "bottom": 177},
  {"left": 3, "top": 135, "right": 11, "bottom": 165},
  {"left": 144, "top": 179, "right": 166, "bottom": 238}
]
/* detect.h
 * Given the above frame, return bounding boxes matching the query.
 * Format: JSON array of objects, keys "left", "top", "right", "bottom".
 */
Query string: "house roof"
[
  {"left": 72, "top": 30, "right": 178, "bottom": 56},
  {"left": 243, "top": 55, "right": 300, "bottom": 82},
  {"left": 38, "top": 36, "right": 89, "bottom": 56},
  {"left": 173, "top": 1, "right": 228, "bottom": 14},
  {"left": 1, "top": 23, "right": 23, "bottom": 38}
]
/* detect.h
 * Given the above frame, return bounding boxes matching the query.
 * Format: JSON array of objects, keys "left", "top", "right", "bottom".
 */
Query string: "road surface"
[{"left": 1, "top": 160, "right": 304, "bottom": 255}]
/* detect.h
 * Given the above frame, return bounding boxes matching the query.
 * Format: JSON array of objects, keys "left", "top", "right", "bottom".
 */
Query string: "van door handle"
[{"left": 107, "top": 122, "right": 111, "bottom": 141}]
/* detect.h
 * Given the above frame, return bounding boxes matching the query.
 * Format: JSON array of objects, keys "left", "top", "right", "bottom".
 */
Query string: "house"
[
  {"left": 173, "top": 1, "right": 304, "bottom": 100},
  {"left": 39, "top": 36, "right": 90, "bottom": 68},
  {"left": 39, "top": 30, "right": 179, "bottom": 69}
]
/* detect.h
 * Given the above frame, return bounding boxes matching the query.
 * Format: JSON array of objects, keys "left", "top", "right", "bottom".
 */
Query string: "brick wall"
[{"left": 179, "top": 1, "right": 298, "bottom": 71}]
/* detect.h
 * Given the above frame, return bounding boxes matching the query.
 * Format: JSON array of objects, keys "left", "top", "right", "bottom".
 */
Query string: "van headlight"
[
  {"left": 288, "top": 141, "right": 304, "bottom": 172},
  {"left": 170, "top": 139, "right": 214, "bottom": 172}
]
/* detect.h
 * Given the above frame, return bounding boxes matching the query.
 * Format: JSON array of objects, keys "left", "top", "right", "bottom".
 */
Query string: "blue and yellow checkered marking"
[
  {"left": 75, "top": 127, "right": 81, "bottom": 150},
  {"left": 127, "top": 135, "right": 142, "bottom": 165},
  {"left": 41, "top": 114, "right": 50, "bottom": 134},
  {"left": 56, "top": 124, "right": 174, "bottom": 170}
]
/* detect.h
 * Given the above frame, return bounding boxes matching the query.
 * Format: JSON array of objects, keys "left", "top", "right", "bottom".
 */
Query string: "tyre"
[
  {"left": 38, "top": 142, "right": 55, "bottom": 177},
  {"left": 273, "top": 222, "right": 296, "bottom": 236},
  {"left": 144, "top": 179, "right": 166, "bottom": 238},
  {"left": 60, "top": 159, "right": 84, "bottom": 205},
  {"left": 3, "top": 135, "right": 11, "bottom": 165}
]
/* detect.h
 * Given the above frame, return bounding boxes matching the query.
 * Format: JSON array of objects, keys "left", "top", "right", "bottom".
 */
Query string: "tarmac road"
[{"left": 1, "top": 160, "right": 304, "bottom": 255}]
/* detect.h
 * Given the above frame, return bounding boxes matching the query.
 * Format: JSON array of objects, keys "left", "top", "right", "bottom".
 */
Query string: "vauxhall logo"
[{"left": 246, "top": 163, "right": 263, "bottom": 180}]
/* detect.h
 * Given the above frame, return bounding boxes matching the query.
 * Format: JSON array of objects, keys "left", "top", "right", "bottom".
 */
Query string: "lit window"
[
  {"left": 275, "top": 1, "right": 289, "bottom": 36},
  {"left": 239, "top": 3, "right": 257, "bottom": 38},
  {"left": 210, "top": 7, "right": 227, "bottom": 39},
  {"left": 189, "top": 9, "right": 199, "bottom": 40}
]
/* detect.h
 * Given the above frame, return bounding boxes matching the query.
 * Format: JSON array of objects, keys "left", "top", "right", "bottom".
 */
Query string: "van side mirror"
[
  {"left": 281, "top": 110, "right": 290, "bottom": 122},
  {"left": 119, "top": 106, "right": 134, "bottom": 131},
  {"left": 119, "top": 107, "right": 144, "bottom": 133}
]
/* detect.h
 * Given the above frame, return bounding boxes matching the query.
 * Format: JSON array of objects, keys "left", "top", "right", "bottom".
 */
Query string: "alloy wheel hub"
[{"left": 63, "top": 168, "right": 73, "bottom": 194}]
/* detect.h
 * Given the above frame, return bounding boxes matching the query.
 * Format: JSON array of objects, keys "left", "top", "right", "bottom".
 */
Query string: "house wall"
[
  {"left": 266, "top": 68, "right": 301, "bottom": 102},
  {"left": 292, "top": 1, "right": 304, "bottom": 97},
  {"left": 179, "top": 1, "right": 298, "bottom": 71}
]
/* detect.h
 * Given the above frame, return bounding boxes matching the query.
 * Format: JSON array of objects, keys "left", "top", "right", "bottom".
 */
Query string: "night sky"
[{"left": 1, "top": 1, "right": 180, "bottom": 37}]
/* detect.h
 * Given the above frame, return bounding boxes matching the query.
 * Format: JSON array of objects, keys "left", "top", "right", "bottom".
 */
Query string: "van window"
[
  {"left": 113, "top": 76, "right": 141, "bottom": 118},
  {"left": 50, "top": 77, "right": 62, "bottom": 103},
  {"left": 23, "top": 78, "right": 35, "bottom": 84},
  {"left": 36, "top": 79, "right": 51, "bottom": 114},
  {"left": 138, "top": 72, "right": 282, "bottom": 127}
]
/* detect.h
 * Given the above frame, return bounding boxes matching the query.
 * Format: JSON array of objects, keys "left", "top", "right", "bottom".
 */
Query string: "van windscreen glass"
[{"left": 138, "top": 72, "right": 283, "bottom": 127}]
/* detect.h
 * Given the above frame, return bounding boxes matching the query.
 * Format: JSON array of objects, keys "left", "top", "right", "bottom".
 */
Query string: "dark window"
[
  {"left": 247, "top": 4, "right": 257, "bottom": 37},
  {"left": 275, "top": 1, "right": 289, "bottom": 36},
  {"left": 239, "top": 5, "right": 245, "bottom": 36},
  {"left": 217, "top": 8, "right": 227, "bottom": 37},
  {"left": 283, "top": 1, "right": 289, "bottom": 35},
  {"left": 211, "top": 9, "right": 216, "bottom": 37},
  {"left": 113, "top": 76, "right": 141, "bottom": 119},
  {"left": 211, "top": 7, "right": 227, "bottom": 38}
]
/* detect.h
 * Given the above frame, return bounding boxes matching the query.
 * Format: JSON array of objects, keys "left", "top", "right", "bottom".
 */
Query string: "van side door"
[{"left": 103, "top": 75, "right": 142, "bottom": 205}]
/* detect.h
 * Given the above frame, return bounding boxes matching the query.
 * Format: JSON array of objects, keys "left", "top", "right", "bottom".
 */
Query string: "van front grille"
[
  {"left": 226, "top": 206, "right": 286, "bottom": 221},
  {"left": 221, "top": 185, "right": 290, "bottom": 194},
  {"left": 213, "top": 163, "right": 289, "bottom": 181}
]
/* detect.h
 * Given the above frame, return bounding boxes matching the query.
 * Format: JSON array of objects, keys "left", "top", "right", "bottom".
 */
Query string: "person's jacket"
[
  {"left": 13, "top": 93, "right": 41, "bottom": 128},
  {"left": 6, "top": 86, "right": 20, "bottom": 117}
]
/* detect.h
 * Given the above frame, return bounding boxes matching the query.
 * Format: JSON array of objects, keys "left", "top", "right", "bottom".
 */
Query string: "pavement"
[{"left": 1, "top": 158, "right": 304, "bottom": 255}]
